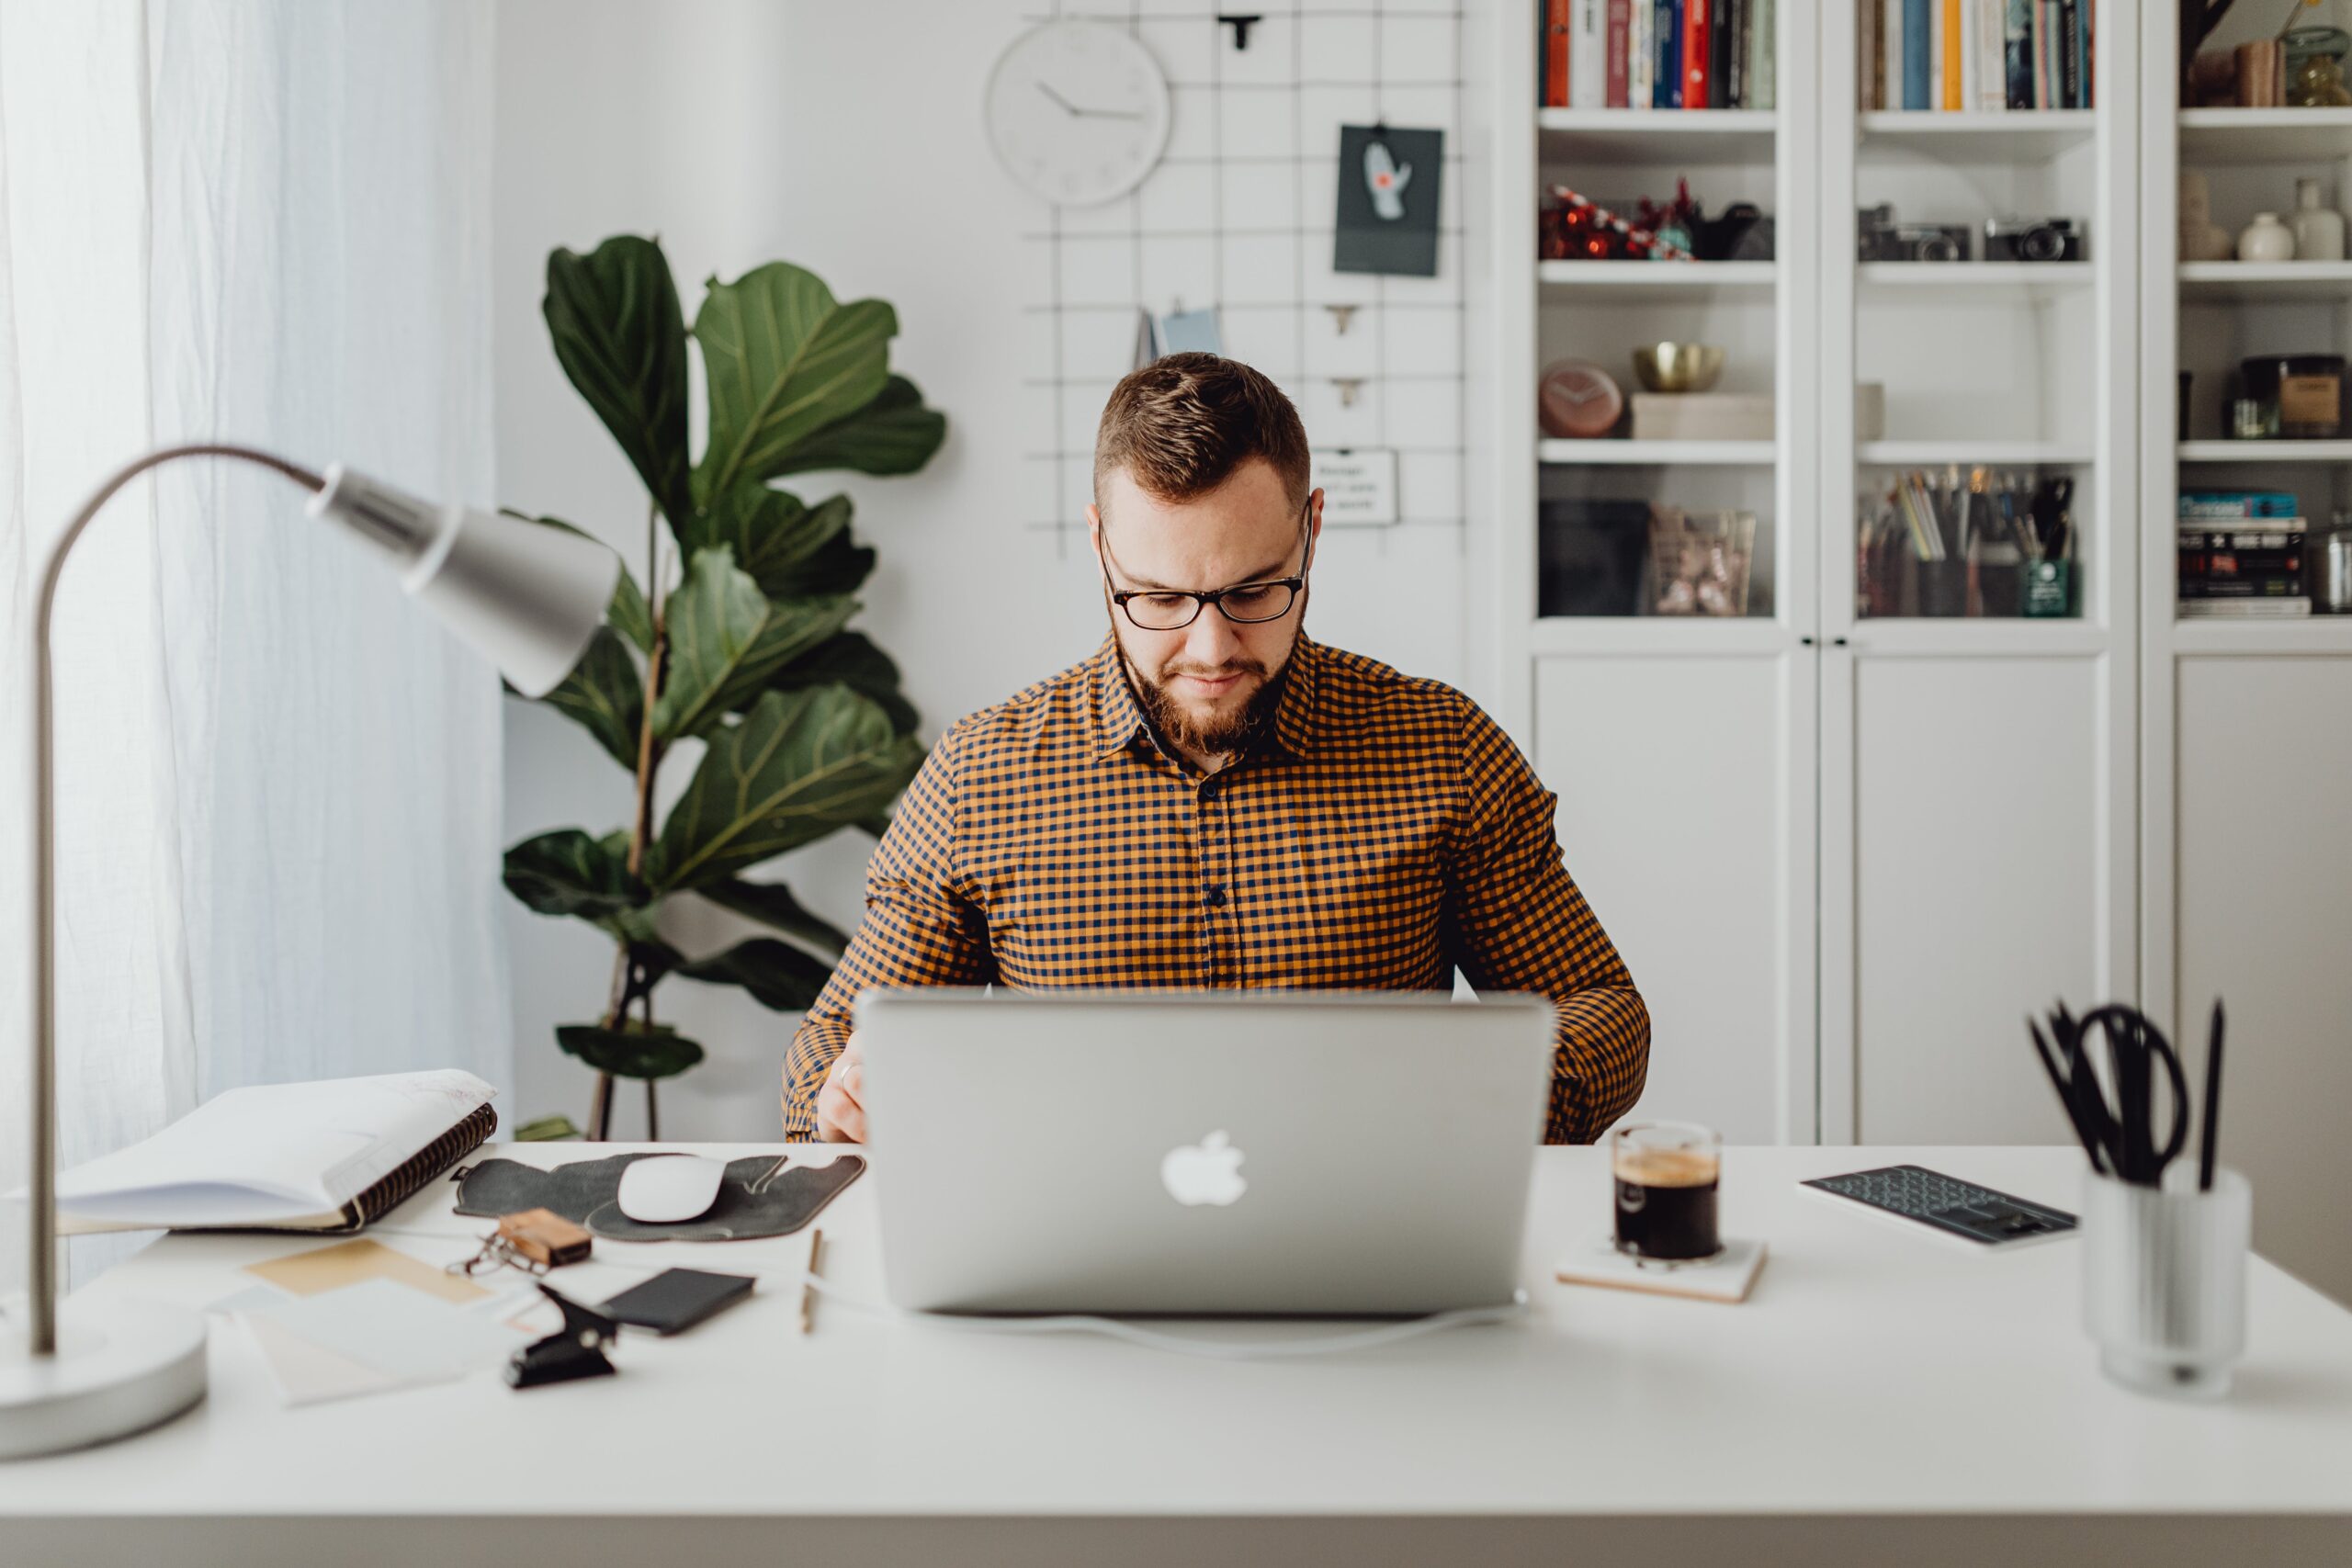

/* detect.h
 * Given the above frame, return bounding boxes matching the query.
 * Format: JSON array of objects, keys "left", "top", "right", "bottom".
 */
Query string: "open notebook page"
[{"left": 52, "top": 1069, "right": 496, "bottom": 1228}]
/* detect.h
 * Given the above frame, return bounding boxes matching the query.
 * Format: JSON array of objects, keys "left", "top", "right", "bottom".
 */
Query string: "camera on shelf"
[
  {"left": 1856, "top": 203, "right": 1973, "bottom": 264},
  {"left": 1984, "top": 216, "right": 2086, "bottom": 264}
]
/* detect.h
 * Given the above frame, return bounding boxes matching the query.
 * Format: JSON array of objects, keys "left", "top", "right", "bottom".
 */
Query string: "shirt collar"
[{"left": 1087, "top": 634, "right": 1323, "bottom": 765}]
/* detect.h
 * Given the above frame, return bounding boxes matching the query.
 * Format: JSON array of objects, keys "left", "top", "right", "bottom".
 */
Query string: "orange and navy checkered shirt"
[{"left": 781, "top": 634, "right": 1649, "bottom": 1143}]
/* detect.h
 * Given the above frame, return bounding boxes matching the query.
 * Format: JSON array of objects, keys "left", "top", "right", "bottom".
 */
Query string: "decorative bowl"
[{"left": 1632, "top": 343, "right": 1726, "bottom": 393}]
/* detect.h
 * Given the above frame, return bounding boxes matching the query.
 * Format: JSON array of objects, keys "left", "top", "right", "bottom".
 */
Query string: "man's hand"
[{"left": 814, "top": 1032, "right": 867, "bottom": 1143}]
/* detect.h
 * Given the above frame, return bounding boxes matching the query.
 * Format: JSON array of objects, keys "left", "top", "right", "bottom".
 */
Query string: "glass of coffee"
[{"left": 1611, "top": 1121, "right": 1722, "bottom": 1266}]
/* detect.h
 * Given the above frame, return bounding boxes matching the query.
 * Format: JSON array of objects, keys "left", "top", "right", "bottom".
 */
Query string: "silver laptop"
[{"left": 855, "top": 988, "right": 1555, "bottom": 1316}]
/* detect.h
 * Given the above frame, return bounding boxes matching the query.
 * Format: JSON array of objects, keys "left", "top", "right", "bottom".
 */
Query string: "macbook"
[{"left": 855, "top": 988, "right": 1555, "bottom": 1315}]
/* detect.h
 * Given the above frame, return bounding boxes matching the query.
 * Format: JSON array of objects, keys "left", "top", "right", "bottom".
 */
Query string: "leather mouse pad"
[{"left": 449, "top": 1153, "right": 863, "bottom": 1241}]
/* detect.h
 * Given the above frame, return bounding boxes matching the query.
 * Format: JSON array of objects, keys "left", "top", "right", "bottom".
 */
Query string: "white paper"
[
  {"left": 52, "top": 1068, "right": 495, "bottom": 1228},
  {"left": 238, "top": 1277, "right": 520, "bottom": 1392}
]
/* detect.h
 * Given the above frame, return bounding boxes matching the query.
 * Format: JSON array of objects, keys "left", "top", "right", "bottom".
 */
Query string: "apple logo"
[{"left": 1160, "top": 1130, "right": 1247, "bottom": 1207}]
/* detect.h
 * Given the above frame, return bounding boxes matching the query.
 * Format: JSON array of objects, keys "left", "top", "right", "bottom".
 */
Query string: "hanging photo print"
[{"left": 1334, "top": 124, "right": 1443, "bottom": 277}]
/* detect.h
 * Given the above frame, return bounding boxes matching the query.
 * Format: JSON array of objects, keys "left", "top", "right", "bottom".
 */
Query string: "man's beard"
[{"left": 1119, "top": 643, "right": 1289, "bottom": 760}]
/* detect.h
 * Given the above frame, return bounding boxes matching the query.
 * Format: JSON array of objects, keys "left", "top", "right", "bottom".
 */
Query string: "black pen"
[{"left": 2199, "top": 1000, "right": 2225, "bottom": 1193}]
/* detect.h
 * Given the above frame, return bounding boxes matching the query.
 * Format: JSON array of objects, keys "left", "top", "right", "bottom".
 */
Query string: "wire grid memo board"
[{"left": 1020, "top": 1, "right": 1469, "bottom": 552}]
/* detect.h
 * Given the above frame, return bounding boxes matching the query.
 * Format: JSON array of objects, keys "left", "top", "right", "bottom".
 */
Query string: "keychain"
[{"left": 447, "top": 1207, "right": 593, "bottom": 1278}]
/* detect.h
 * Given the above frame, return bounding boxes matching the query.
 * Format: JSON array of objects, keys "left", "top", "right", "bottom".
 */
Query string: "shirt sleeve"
[
  {"left": 1443, "top": 701, "right": 1651, "bottom": 1145},
  {"left": 781, "top": 722, "right": 996, "bottom": 1139}
]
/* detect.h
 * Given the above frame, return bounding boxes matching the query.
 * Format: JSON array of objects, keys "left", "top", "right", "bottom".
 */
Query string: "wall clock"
[{"left": 984, "top": 19, "right": 1172, "bottom": 208}]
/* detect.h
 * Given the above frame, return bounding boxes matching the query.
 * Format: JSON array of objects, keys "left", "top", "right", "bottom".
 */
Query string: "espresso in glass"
[{"left": 1611, "top": 1122, "right": 1723, "bottom": 1265}]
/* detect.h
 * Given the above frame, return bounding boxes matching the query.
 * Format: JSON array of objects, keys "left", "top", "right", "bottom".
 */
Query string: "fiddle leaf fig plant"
[{"left": 505, "top": 234, "right": 943, "bottom": 1138}]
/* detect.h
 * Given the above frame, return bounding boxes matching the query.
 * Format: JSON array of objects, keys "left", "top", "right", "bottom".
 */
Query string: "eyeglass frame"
[{"left": 1095, "top": 493, "right": 1317, "bottom": 632}]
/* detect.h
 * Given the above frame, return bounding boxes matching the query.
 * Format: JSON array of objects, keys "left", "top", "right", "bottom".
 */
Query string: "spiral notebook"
[{"left": 52, "top": 1069, "right": 498, "bottom": 1235}]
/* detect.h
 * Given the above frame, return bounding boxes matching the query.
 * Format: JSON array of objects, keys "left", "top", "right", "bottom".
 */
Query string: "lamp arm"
[{"left": 25, "top": 443, "right": 324, "bottom": 1357}]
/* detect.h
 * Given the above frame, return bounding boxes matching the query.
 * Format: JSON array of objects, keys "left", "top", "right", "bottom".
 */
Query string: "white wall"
[{"left": 493, "top": 0, "right": 1487, "bottom": 1136}]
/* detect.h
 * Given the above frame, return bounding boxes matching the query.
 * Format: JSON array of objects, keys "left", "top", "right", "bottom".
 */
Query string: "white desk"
[{"left": 5, "top": 1144, "right": 2349, "bottom": 1566}]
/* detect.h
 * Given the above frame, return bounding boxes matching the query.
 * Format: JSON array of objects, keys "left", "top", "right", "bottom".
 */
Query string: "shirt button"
[{"left": 1204, "top": 886, "right": 1227, "bottom": 908}]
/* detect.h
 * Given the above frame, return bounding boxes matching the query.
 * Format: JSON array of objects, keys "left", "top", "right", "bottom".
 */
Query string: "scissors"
[{"left": 2030, "top": 1003, "right": 2190, "bottom": 1187}]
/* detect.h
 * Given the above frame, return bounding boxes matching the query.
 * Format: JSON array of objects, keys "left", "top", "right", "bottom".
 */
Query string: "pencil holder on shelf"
[{"left": 2080, "top": 1168, "right": 2250, "bottom": 1401}]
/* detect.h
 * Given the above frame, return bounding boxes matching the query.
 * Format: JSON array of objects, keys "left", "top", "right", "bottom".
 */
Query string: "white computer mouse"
[{"left": 615, "top": 1153, "right": 727, "bottom": 1224}]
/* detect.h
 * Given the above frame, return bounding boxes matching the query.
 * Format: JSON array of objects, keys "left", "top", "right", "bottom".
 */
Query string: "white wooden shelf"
[
  {"left": 1860, "top": 440, "right": 2094, "bottom": 466},
  {"left": 2178, "top": 440, "right": 2352, "bottom": 464},
  {"left": 2177, "top": 107, "right": 2352, "bottom": 164},
  {"left": 2177, "top": 262, "right": 2352, "bottom": 302},
  {"left": 1538, "top": 108, "right": 1776, "bottom": 164},
  {"left": 1846, "top": 619, "right": 2109, "bottom": 659},
  {"left": 1539, "top": 439, "right": 1774, "bottom": 466},
  {"left": 1538, "top": 260, "right": 1775, "bottom": 299},
  {"left": 1858, "top": 109, "right": 2097, "bottom": 160},
  {"left": 2168, "top": 616, "right": 2352, "bottom": 655},
  {"left": 1528, "top": 616, "right": 1792, "bottom": 657},
  {"left": 1857, "top": 262, "right": 2092, "bottom": 296}
]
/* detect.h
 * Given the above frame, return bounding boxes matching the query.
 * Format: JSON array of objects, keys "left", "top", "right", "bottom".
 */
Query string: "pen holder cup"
[{"left": 2080, "top": 1168, "right": 2251, "bottom": 1401}]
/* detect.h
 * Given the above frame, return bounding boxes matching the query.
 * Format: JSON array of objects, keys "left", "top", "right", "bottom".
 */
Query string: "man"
[{"left": 783, "top": 354, "right": 1648, "bottom": 1144}]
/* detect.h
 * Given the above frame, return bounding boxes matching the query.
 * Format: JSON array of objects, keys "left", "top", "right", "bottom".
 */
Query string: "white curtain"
[{"left": 0, "top": 0, "right": 508, "bottom": 1291}]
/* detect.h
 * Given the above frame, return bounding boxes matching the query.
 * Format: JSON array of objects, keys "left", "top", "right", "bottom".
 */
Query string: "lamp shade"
[{"left": 306, "top": 463, "right": 617, "bottom": 697}]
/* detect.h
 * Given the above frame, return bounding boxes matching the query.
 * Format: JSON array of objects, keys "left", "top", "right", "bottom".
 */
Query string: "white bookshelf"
[
  {"left": 2177, "top": 440, "right": 2352, "bottom": 464},
  {"left": 2142, "top": 31, "right": 2352, "bottom": 1306},
  {"left": 1492, "top": 0, "right": 1820, "bottom": 1151},
  {"left": 1488, "top": 1, "right": 2134, "bottom": 1156},
  {"left": 1537, "top": 439, "right": 1776, "bottom": 466},
  {"left": 2178, "top": 260, "right": 2352, "bottom": 301}
]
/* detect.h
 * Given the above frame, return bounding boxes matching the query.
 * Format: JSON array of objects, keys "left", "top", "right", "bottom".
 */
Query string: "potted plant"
[{"left": 503, "top": 234, "right": 944, "bottom": 1139}]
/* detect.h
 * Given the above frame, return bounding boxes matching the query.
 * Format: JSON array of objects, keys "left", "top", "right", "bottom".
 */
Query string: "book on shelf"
[
  {"left": 1629, "top": 0, "right": 1654, "bottom": 107},
  {"left": 1607, "top": 0, "right": 1632, "bottom": 107},
  {"left": 2179, "top": 491, "right": 2299, "bottom": 520},
  {"left": 1683, "top": 0, "right": 1710, "bottom": 108},
  {"left": 2179, "top": 598, "right": 2313, "bottom": 618},
  {"left": 2179, "top": 526, "right": 2307, "bottom": 550},
  {"left": 1544, "top": 0, "right": 1569, "bottom": 108},
  {"left": 1751, "top": 0, "right": 1774, "bottom": 108},
  {"left": 1865, "top": 0, "right": 2086, "bottom": 111},
  {"left": 1630, "top": 392, "right": 1773, "bottom": 441},
  {"left": 2180, "top": 575, "right": 2308, "bottom": 598},
  {"left": 1574, "top": 0, "right": 1608, "bottom": 107},
  {"left": 1654, "top": 0, "right": 1682, "bottom": 108}
]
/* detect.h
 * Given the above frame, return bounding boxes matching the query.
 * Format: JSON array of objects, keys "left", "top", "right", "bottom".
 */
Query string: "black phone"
[{"left": 599, "top": 1268, "right": 756, "bottom": 1335}]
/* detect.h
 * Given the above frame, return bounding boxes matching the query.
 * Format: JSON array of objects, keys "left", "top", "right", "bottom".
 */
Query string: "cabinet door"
[
  {"left": 2172, "top": 654, "right": 2352, "bottom": 1307},
  {"left": 1821, "top": 643, "right": 2133, "bottom": 1145},
  {"left": 1533, "top": 644, "right": 1815, "bottom": 1145}
]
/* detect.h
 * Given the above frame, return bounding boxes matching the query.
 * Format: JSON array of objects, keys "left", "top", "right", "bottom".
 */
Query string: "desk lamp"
[{"left": 1, "top": 443, "right": 617, "bottom": 1459}]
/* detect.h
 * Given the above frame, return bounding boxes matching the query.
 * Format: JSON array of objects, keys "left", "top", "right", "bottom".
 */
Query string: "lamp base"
[{"left": 0, "top": 1297, "right": 208, "bottom": 1459}]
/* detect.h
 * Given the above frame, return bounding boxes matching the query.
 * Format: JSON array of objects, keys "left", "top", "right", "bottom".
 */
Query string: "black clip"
[
  {"left": 1217, "top": 14, "right": 1263, "bottom": 51},
  {"left": 503, "top": 1282, "right": 618, "bottom": 1390}
]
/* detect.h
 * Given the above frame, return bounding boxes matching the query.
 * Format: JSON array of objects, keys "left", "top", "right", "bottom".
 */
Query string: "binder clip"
[{"left": 504, "top": 1282, "right": 618, "bottom": 1390}]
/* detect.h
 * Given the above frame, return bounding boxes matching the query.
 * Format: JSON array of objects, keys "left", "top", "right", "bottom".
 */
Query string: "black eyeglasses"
[{"left": 1099, "top": 500, "right": 1313, "bottom": 632}]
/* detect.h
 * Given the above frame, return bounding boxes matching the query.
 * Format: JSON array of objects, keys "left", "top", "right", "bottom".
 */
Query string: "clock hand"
[{"left": 1035, "top": 80, "right": 1143, "bottom": 119}]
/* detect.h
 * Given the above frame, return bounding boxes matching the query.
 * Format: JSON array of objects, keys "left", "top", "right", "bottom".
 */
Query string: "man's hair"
[{"left": 1093, "top": 353, "right": 1310, "bottom": 514}]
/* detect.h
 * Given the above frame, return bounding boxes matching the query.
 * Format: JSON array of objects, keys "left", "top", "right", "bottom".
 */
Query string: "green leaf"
[
  {"left": 650, "top": 547, "right": 855, "bottom": 741},
  {"left": 503, "top": 829, "right": 657, "bottom": 942},
  {"left": 555, "top": 1021, "right": 704, "bottom": 1082},
  {"left": 504, "top": 829, "right": 639, "bottom": 919},
  {"left": 681, "top": 484, "right": 863, "bottom": 601},
  {"left": 650, "top": 684, "right": 923, "bottom": 892},
  {"left": 539, "top": 627, "right": 645, "bottom": 769},
  {"left": 676, "top": 937, "right": 835, "bottom": 1012},
  {"left": 770, "top": 630, "right": 918, "bottom": 735},
  {"left": 543, "top": 236, "right": 694, "bottom": 527},
  {"left": 695, "top": 877, "right": 852, "bottom": 955},
  {"left": 692, "top": 262, "right": 896, "bottom": 503},
  {"left": 770, "top": 374, "right": 947, "bottom": 479},
  {"left": 609, "top": 564, "right": 655, "bottom": 654},
  {"left": 514, "top": 1114, "right": 583, "bottom": 1142}
]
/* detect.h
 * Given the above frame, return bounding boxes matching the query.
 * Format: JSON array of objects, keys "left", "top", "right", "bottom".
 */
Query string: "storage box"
[{"left": 1630, "top": 393, "right": 1774, "bottom": 442}]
